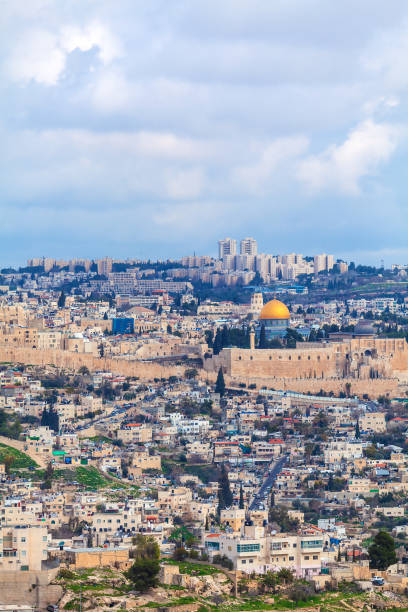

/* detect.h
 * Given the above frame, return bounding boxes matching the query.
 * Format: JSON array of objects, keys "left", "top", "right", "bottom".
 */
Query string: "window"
[
  {"left": 301, "top": 540, "right": 322, "bottom": 549},
  {"left": 241, "top": 559, "right": 246, "bottom": 564},
  {"left": 237, "top": 543, "right": 260, "bottom": 553},
  {"left": 249, "top": 559, "right": 253, "bottom": 563},
  {"left": 313, "top": 555, "right": 318, "bottom": 560},
  {"left": 304, "top": 555, "right": 309, "bottom": 560},
  {"left": 289, "top": 556, "right": 294, "bottom": 561}
]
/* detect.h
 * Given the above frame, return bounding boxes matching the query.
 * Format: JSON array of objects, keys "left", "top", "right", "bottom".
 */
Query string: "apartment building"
[
  {"left": 116, "top": 424, "right": 152, "bottom": 443},
  {"left": 323, "top": 440, "right": 363, "bottom": 465},
  {"left": 0, "top": 525, "right": 48, "bottom": 571},
  {"left": 204, "top": 525, "right": 323, "bottom": 577},
  {"left": 90, "top": 508, "right": 142, "bottom": 534},
  {"left": 360, "top": 412, "right": 386, "bottom": 434}
]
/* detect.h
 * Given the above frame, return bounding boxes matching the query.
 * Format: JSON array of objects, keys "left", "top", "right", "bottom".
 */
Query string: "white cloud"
[
  {"left": 5, "top": 21, "right": 121, "bottom": 86},
  {"left": 6, "top": 29, "right": 65, "bottom": 85},
  {"left": 165, "top": 167, "right": 205, "bottom": 199},
  {"left": 297, "top": 119, "right": 400, "bottom": 195},
  {"left": 60, "top": 22, "right": 122, "bottom": 63},
  {"left": 234, "top": 136, "right": 309, "bottom": 193}
]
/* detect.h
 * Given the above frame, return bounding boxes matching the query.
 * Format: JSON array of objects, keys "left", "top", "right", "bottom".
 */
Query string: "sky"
[{"left": 2, "top": 0, "right": 408, "bottom": 266}]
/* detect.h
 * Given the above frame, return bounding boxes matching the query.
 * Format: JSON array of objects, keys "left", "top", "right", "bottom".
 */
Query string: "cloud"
[
  {"left": 165, "top": 167, "right": 205, "bottom": 199},
  {"left": 234, "top": 136, "right": 309, "bottom": 194},
  {"left": 4, "top": 20, "right": 121, "bottom": 86},
  {"left": 6, "top": 30, "right": 66, "bottom": 86},
  {"left": 2, "top": 1, "right": 408, "bottom": 264},
  {"left": 297, "top": 120, "right": 401, "bottom": 195}
]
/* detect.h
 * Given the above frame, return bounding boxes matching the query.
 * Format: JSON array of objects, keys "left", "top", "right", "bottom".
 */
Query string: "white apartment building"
[
  {"left": 218, "top": 238, "right": 237, "bottom": 259},
  {"left": 0, "top": 525, "right": 48, "bottom": 571},
  {"left": 323, "top": 440, "right": 363, "bottom": 465},
  {"left": 314, "top": 254, "right": 334, "bottom": 274},
  {"left": 240, "top": 238, "right": 258, "bottom": 256},
  {"left": 205, "top": 524, "right": 323, "bottom": 577},
  {"left": 360, "top": 412, "right": 386, "bottom": 434}
]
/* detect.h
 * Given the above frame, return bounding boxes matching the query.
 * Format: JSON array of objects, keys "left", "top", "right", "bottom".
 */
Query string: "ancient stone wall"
[
  {"left": 0, "top": 345, "right": 184, "bottom": 380},
  {"left": 0, "top": 568, "right": 62, "bottom": 607},
  {"left": 223, "top": 374, "right": 402, "bottom": 398}
]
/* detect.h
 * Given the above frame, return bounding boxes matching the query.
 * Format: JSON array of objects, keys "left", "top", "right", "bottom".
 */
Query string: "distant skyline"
[{"left": 2, "top": 1, "right": 408, "bottom": 267}]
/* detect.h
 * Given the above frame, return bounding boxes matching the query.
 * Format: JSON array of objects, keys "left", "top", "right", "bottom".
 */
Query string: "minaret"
[{"left": 250, "top": 325, "right": 255, "bottom": 350}]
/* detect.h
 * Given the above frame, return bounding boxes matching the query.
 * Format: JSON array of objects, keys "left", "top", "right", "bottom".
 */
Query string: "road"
[{"left": 249, "top": 455, "right": 287, "bottom": 511}]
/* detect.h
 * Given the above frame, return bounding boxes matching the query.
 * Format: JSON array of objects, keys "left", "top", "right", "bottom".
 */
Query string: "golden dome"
[{"left": 259, "top": 299, "right": 290, "bottom": 320}]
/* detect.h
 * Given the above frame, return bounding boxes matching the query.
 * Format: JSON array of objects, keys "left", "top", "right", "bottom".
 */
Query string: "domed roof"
[
  {"left": 354, "top": 320, "right": 376, "bottom": 335},
  {"left": 259, "top": 299, "right": 290, "bottom": 320}
]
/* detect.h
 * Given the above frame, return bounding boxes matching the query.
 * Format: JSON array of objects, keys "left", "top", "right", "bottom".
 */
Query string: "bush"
[
  {"left": 59, "top": 568, "right": 76, "bottom": 580},
  {"left": 286, "top": 581, "right": 316, "bottom": 603}
]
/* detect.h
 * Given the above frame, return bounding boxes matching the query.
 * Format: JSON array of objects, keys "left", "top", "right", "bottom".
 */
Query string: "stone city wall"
[
  {"left": 0, "top": 345, "right": 184, "bottom": 380},
  {"left": 224, "top": 374, "right": 402, "bottom": 398},
  {"left": 0, "top": 568, "right": 62, "bottom": 607}
]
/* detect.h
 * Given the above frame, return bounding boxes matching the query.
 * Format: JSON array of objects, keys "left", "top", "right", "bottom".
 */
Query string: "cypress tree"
[
  {"left": 213, "top": 329, "right": 222, "bottom": 355},
  {"left": 218, "top": 463, "right": 233, "bottom": 511},
  {"left": 57, "top": 290, "right": 66, "bottom": 308},
  {"left": 215, "top": 368, "right": 226, "bottom": 397},
  {"left": 239, "top": 485, "right": 244, "bottom": 509},
  {"left": 221, "top": 325, "right": 229, "bottom": 348},
  {"left": 355, "top": 420, "right": 360, "bottom": 439},
  {"left": 259, "top": 324, "right": 267, "bottom": 348}
]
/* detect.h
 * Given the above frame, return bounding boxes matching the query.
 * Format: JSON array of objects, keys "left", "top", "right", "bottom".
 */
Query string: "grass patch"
[
  {"left": 87, "top": 436, "right": 115, "bottom": 444},
  {"left": 0, "top": 443, "right": 37, "bottom": 468},
  {"left": 165, "top": 560, "right": 222, "bottom": 576},
  {"left": 53, "top": 466, "right": 121, "bottom": 490},
  {"left": 184, "top": 464, "right": 215, "bottom": 484}
]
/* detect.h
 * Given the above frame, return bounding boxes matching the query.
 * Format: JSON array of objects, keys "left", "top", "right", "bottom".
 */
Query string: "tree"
[
  {"left": 131, "top": 534, "right": 160, "bottom": 561},
  {"left": 262, "top": 571, "right": 277, "bottom": 593},
  {"left": 217, "top": 463, "right": 233, "bottom": 512},
  {"left": 215, "top": 368, "right": 225, "bottom": 397},
  {"left": 277, "top": 567, "right": 294, "bottom": 585},
  {"left": 58, "top": 290, "right": 66, "bottom": 308},
  {"left": 355, "top": 419, "right": 360, "bottom": 439},
  {"left": 126, "top": 535, "right": 160, "bottom": 592},
  {"left": 259, "top": 324, "right": 267, "bottom": 349},
  {"left": 184, "top": 368, "right": 198, "bottom": 380},
  {"left": 239, "top": 485, "right": 244, "bottom": 510},
  {"left": 125, "top": 557, "right": 160, "bottom": 592},
  {"left": 41, "top": 408, "right": 59, "bottom": 433},
  {"left": 42, "top": 461, "right": 54, "bottom": 489},
  {"left": 78, "top": 366, "right": 90, "bottom": 376},
  {"left": 173, "top": 547, "right": 188, "bottom": 561},
  {"left": 369, "top": 530, "right": 397, "bottom": 570},
  {"left": 98, "top": 343, "right": 104, "bottom": 358},
  {"left": 3, "top": 453, "right": 15, "bottom": 475}
]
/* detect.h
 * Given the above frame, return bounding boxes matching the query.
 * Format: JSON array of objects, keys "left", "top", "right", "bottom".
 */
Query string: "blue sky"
[{"left": 1, "top": 0, "right": 408, "bottom": 266}]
